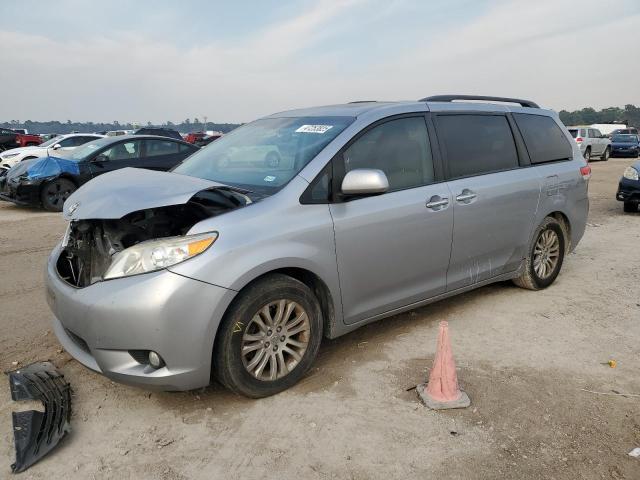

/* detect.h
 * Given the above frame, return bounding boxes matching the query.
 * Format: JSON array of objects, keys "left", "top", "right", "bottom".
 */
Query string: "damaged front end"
[{"left": 57, "top": 187, "right": 251, "bottom": 288}]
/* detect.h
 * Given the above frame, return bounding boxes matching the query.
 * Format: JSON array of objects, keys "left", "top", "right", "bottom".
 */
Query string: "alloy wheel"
[
  {"left": 241, "top": 299, "right": 311, "bottom": 381},
  {"left": 533, "top": 229, "right": 560, "bottom": 279}
]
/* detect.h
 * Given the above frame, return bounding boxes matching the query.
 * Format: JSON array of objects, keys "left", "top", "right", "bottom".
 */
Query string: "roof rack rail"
[
  {"left": 420, "top": 95, "right": 539, "bottom": 108},
  {"left": 348, "top": 100, "right": 377, "bottom": 104}
]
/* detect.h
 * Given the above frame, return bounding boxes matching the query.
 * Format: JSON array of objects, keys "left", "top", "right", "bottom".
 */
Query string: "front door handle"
[
  {"left": 455, "top": 189, "right": 477, "bottom": 203},
  {"left": 426, "top": 196, "right": 449, "bottom": 210}
]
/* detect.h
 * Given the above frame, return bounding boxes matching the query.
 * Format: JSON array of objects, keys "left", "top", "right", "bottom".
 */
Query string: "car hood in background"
[
  {"left": 0, "top": 146, "right": 40, "bottom": 158},
  {"left": 63, "top": 168, "right": 227, "bottom": 221}
]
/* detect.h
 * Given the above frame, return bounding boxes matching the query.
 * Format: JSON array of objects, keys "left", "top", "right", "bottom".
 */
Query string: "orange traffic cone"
[{"left": 417, "top": 321, "right": 470, "bottom": 410}]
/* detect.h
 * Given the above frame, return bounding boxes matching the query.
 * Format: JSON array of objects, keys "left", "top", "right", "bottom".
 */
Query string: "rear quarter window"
[{"left": 513, "top": 114, "right": 573, "bottom": 164}]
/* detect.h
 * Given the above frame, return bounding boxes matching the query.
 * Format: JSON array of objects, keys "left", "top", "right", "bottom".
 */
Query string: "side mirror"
[
  {"left": 52, "top": 144, "right": 62, "bottom": 150},
  {"left": 341, "top": 168, "right": 389, "bottom": 196},
  {"left": 94, "top": 154, "right": 108, "bottom": 162}
]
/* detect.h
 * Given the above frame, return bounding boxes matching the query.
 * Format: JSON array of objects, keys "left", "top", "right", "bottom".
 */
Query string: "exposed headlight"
[
  {"left": 1, "top": 153, "right": 20, "bottom": 159},
  {"left": 104, "top": 232, "right": 217, "bottom": 280},
  {"left": 623, "top": 166, "right": 639, "bottom": 181}
]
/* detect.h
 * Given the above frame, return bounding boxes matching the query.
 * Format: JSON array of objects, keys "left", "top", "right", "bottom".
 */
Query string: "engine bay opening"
[{"left": 56, "top": 187, "right": 251, "bottom": 288}]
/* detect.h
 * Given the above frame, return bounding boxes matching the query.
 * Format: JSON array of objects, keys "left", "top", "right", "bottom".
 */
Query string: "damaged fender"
[{"left": 9, "top": 362, "right": 71, "bottom": 473}]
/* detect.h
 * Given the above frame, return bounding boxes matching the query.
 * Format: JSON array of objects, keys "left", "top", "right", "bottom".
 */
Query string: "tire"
[
  {"left": 624, "top": 201, "right": 637, "bottom": 213},
  {"left": 513, "top": 217, "right": 566, "bottom": 291},
  {"left": 600, "top": 146, "right": 610, "bottom": 161},
  {"left": 583, "top": 147, "right": 591, "bottom": 161},
  {"left": 213, "top": 273, "right": 323, "bottom": 398},
  {"left": 40, "top": 178, "right": 76, "bottom": 212}
]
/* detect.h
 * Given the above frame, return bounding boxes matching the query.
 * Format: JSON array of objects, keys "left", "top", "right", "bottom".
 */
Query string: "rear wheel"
[
  {"left": 583, "top": 147, "right": 591, "bottom": 161},
  {"left": 40, "top": 178, "right": 76, "bottom": 212},
  {"left": 213, "top": 273, "right": 323, "bottom": 398},
  {"left": 624, "top": 201, "right": 637, "bottom": 213},
  {"left": 513, "top": 217, "right": 566, "bottom": 290},
  {"left": 600, "top": 146, "right": 610, "bottom": 161}
]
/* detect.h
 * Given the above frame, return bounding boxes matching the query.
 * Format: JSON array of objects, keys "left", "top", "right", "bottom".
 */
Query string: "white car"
[
  {"left": 567, "top": 126, "right": 611, "bottom": 161},
  {"left": 0, "top": 133, "right": 104, "bottom": 172}
]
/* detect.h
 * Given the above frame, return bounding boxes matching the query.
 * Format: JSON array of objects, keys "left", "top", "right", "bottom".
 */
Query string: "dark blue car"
[
  {"left": 0, "top": 135, "right": 198, "bottom": 211},
  {"left": 609, "top": 134, "right": 640, "bottom": 158},
  {"left": 617, "top": 160, "right": 640, "bottom": 212}
]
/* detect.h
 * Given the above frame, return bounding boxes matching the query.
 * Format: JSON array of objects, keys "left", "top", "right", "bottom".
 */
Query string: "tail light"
[
  {"left": 575, "top": 137, "right": 583, "bottom": 143},
  {"left": 580, "top": 165, "right": 591, "bottom": 181}
]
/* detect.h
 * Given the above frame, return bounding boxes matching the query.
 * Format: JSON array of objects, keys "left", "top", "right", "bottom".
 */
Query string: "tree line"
[
  {"left": 0, "top": 119, "right": 241, "bottom": 135},
  {"left": 559, "top": 104, "right": 640, "bottom": 127}
]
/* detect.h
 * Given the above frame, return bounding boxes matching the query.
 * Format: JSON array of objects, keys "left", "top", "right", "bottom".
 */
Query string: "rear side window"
[
  {"left": 437, "top": 114, "right": 518, "bottom": 179},
  {"left": 145, "top": 139, "right": 179, "bottom": 157},
  {"left": 568, "top": 129, "right": 578, "bottom": 138},
  {"left": 514, "top": 114, "right": 573, "bottom": 164}
]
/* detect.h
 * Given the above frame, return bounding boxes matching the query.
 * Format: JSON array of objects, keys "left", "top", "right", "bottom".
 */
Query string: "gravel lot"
[{"left": 1, "top": 158, "right": 639, "bottom": 479}]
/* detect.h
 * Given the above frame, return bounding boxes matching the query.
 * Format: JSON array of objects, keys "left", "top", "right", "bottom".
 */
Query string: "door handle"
[
  {"left": 455, "top": 190, "right": 477, "bottom": 203},
  {"left": 426, "top": 196, "right": 449, "bottom": 209}
]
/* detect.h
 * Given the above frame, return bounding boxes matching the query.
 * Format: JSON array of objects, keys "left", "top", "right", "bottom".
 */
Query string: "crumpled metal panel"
[{"left": 9, "top": 362, "right": 72, "bottom": 473}]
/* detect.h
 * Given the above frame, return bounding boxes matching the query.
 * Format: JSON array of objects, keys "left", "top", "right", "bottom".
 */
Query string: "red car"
[{"left": 0, "top": 128, "right": 42, "bottom": 151}]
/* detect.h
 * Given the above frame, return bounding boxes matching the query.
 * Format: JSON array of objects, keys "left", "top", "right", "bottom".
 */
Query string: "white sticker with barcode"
[{"left": 295, "top": 125, "right": 333, "bottom": 134}]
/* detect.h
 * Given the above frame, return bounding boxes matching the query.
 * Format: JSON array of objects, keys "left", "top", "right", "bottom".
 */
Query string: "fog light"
[{"left": 148, "top": 351, "right": 164, "bottom": 368}]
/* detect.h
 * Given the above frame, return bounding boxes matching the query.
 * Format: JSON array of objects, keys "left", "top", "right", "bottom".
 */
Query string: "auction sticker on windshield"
[{"left": 295, "top": 125, "right": 333, "bottom": 134}]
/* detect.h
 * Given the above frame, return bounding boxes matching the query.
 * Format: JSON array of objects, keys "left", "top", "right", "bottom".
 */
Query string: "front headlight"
[
  {"left": 104, "top": 232, "right": 218, "bottom": 280},
  {"left": 1, "top": 153, "right": 20, "bottom": 159},
  {"left": 623, "top": 166, "right": 639, "bottom": 181}
]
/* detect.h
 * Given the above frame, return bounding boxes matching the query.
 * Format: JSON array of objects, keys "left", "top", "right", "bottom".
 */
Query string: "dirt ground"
[{"left": 0, "top": 157, "right": 639, "bottom": 479}]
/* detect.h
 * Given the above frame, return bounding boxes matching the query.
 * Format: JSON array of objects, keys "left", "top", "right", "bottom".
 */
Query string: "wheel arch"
[{"left": 547, "top": 211, "right": 572, "bottom": 250}]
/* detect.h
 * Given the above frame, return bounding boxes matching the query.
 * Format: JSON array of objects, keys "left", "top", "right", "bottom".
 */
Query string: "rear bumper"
[
  {"left": 611, "top": 148, "right": 639, "bottom": 158},
  {"left": 617, "top": 177, "right": 640, "bottom": 202},
  {"left": 46, "top": 243, "right": 237, "bottom": 391}
]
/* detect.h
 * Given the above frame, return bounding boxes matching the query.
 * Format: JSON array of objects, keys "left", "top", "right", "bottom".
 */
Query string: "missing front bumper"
[{"left": 8, "top": 362, "right": 72, "bottom": 473}]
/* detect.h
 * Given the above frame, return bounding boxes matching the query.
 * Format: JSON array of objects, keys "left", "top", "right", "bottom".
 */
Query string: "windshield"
[
  {"left": 173, "top": 116, "right": 354, "bottom": 194},
  {"left": 40, "top": 136, "right": 64, "bottom": 147},
  {"left": 612, "top": 134, "right": 638, "bottom": 143},
  {"left": 569, "top": 129, "right": 578, "bottom": 138},
  {"left": 67, "top": 137, "right": 116, "bottom": 161}
]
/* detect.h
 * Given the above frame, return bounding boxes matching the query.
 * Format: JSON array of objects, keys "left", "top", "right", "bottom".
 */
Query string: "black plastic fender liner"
[{"left": 8, "top": 362, "right": 72, "bottom": 473}]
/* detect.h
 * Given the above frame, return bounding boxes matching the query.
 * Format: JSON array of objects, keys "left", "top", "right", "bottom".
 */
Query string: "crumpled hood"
[
  {"left": 7, "top": 156, "right": 79, "bottom": 181},
  {"left": 63, "top": 167, "right": 226, "bottom": 221}
]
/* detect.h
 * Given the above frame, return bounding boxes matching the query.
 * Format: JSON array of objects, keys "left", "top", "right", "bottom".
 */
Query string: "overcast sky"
[{"left": 2, "top": 0, "right": 639, "bottom": 124}]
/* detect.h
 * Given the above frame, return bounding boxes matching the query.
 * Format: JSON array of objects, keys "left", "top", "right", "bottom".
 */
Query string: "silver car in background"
[
  {"left": 46, "top": 95, "right": 590, "bottom": 397},
  {"left": 567, "top": 126, "right": 611, "bottom": 161}
]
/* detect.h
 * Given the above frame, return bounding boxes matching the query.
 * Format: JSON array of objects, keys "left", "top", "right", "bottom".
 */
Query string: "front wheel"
[
  {"left": 40, "top": 178, "right": 76, "bottom": 212},
  {"left": 600, "top": 146, "right": 610, "bottom": 161},
  {"left": 513, "top": 217, "right": 566, "bottom": 290},
  {"left": 213, "top": 273, "right": 323, "bottom": 398}
]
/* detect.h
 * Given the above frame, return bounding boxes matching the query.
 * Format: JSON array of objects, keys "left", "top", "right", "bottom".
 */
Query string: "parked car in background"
[
  {"left": 610, "top": 127, "right": 639, "bottom": 136},
  {"left": 590, "top": 123, "right": 628, "bottom": 136},
  {"left": 0, "top": 128, "right": 42, "bottom": 151},
  {"left": 609, "top": 134, "right": 640, "bottom": 158},
  {"left": 105, "top": 130, "right": 129, "bottom": 136},
  {"left": 11, "top": 128, "right": 28, "bottom": 134},
  {"left": 44, "top": 95, "right": 589, "bottom": 397},
  {"left": 567, "top": 126, "right": 611, "bottom": 161},
  {"left": 0, "top": 135, "right": 198, "bottom": 211},
  {"left": 40, "top": 133, "right": 60, "bottom": 142},
  {"left": 0, "top": 134, "right": 104, "bottom": 174},
  {"left": 134, "top": 127, "right": 182, "bottom": 140},
  {"left": 617, "top": 161, "right": 640, "bottom": 212}
]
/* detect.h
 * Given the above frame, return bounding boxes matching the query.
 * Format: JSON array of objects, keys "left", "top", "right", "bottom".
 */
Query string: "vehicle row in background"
[
  {"left": 0, "top": 135, "right": 198, "bottom": 211},
  {"left": 0, "top": 134, "right": 104, "bottom": 174}
]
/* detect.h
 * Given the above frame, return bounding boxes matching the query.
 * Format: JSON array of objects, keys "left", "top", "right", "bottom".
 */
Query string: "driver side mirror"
[
  {"left": 93, "top": 154, "right": 109, "bottom": 162},
  {"left": 52, "top": 144, "right": 62, "bottom": 150},
  {"left": 341, "top": 169, "right": 389, "bottom": 196}
]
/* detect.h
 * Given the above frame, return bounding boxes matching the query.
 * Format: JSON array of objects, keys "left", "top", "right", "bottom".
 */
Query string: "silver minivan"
[{"left": 46, "top": 95, "right": 590, "bottom": 397}]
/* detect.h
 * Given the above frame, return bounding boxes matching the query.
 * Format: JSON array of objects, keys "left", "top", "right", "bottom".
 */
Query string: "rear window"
[
  {"left": 568, "top": 129, "right": 578, "bottom": 138},
  {"left": 514, "top": 114, "right": 573, "bottom": 164},
  {"left": 437, "top": 114, "right": 519, "bottom": 179}
]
